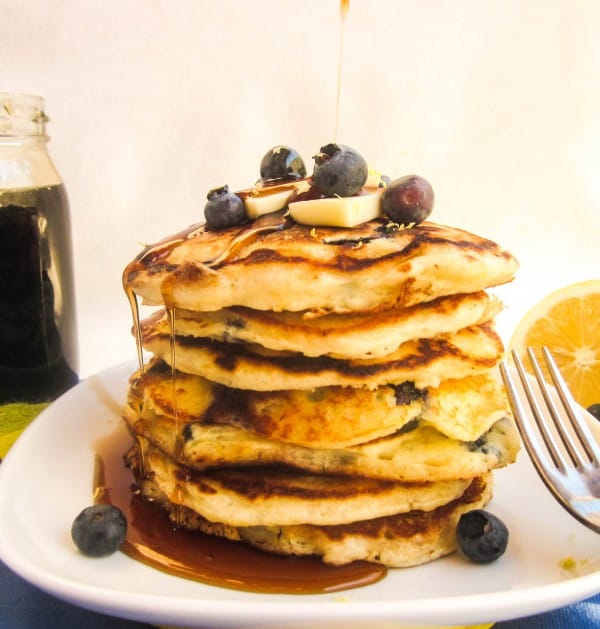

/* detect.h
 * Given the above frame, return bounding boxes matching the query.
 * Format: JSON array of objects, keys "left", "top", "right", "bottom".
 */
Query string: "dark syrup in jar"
[
  {"left": 0, "top": 184, "right": 78, "bottom": 403},
  {"left": 94, "top": 429, "right": 386, "bottom": 594}
]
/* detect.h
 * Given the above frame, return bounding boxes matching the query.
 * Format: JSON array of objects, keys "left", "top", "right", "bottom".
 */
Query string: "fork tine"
[
  {"left": 502, "top": 349, "right": 600, "bottom": 534},
  {"left": 541, "top": 346, "right": 600, "bottom": 466},
  {"left": 507, "top": 351, "right": 571, "bottom": 471},
  {"left": 499, "top": 361, "right": 548, "bottom": 470},
  {"left": 526, "top": 348, "right": 587, "bottom": 468}
]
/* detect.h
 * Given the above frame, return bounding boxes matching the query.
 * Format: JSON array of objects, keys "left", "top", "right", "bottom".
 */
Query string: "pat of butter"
[
  {"left": 243, "top": 179, "right": 312, "bottom": 219},
  {"left": 244, "top": 188, "right": 297, "bottom": 219},
  {"left": 289, "top": 191, "right": 382, "bottom": 228}
]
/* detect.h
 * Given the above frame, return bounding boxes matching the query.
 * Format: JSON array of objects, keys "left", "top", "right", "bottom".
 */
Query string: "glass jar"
[{"left": 0, "top": 93, "right": 78, "bottom": 404}]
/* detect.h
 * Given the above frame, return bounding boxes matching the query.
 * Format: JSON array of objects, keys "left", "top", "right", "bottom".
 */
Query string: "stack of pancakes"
[{"left": 122, "top": 215, "right": 520, "bottom": 567}]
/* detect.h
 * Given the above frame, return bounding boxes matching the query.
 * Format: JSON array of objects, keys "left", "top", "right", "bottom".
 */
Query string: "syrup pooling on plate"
[{"left": 92, "top": 430, "right": 386, "bottom": 594}]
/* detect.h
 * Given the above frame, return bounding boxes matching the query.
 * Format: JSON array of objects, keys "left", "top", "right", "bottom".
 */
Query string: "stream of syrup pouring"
[
  {"left": 113, "top": 0, "right": 386, "bottom": 594},
  {"left": 334, "top": 0, "right": 350, "bottom": 141}
]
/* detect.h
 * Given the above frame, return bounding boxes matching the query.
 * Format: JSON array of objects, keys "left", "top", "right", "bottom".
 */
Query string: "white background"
[{"left": 2, "top": 0, "right": 599, "bottom": 377}]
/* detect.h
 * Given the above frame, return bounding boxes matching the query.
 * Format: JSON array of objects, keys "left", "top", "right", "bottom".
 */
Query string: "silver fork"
[{"left": 499, "top": 347, "right": 600, "bottom": 533}]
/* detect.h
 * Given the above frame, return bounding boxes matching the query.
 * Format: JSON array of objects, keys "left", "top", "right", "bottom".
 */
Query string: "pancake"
[
  {"left": 126, "top": 360, "right": 509, "bottom": 446},
  {"left": 126, "top": 360, "right": 423, "bottom": 448},
  {"left": 133, "top": 438, "right": 473, "bottom": 526},
  {"left": 129, "top": 414, "right": 519, "bottom": 482},
  {"left": 164, "top": 291, "right": 501, "bottom": 359},
  {"left": 123, "top": 217, "right": 518, "bottom": 314},
  {"left": 124, "top": 395, "right": 519, "bottom": 483},
  {"left": 139, "top": 317, "right": 505, "bottom": 391},
  {"left": 235, "top": 474, "right": 492, "bottom": 567},
  {"left": 128, "top": 445, "right": 492, "bottom": 567}
]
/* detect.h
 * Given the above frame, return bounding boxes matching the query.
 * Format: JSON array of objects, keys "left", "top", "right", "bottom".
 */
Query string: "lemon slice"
[{"left": 509, "top": 279, "right": 600, "bottom": 408}]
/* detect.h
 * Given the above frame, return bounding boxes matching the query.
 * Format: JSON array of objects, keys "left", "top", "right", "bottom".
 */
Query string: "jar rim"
[{"left": 0, "top": 93, "right": 48, "bottom": 137}]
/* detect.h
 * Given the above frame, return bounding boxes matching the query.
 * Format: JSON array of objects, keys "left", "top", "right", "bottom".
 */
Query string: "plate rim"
[{"left": 1, "top": 360, "right": 599, "bottom": 627}]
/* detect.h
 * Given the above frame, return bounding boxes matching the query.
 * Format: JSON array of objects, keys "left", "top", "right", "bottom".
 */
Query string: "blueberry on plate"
[
  {"left": 71, "top": 504, "right": 127, "bottom": 557},
  {"left": 204, "top": 185, "right": 246, "bottom": 230},
  {"left": 313, "top": 143, "right": 368, "bottom": 197},
  {"left": 260, "top": 146, "right": 306, "bottom": 182},
  {"left": 456, "top": 509, "right": 508, "bottom": 563}
]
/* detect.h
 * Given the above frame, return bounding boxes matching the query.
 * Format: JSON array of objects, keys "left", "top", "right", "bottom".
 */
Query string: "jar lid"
[{"left": 0, "top": 93, "right": 49, "bottom": 137}]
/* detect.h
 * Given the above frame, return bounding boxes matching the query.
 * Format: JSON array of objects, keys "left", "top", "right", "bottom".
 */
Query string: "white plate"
[{"left": 1, "top": 361, "right": 599, "bottom": 629}]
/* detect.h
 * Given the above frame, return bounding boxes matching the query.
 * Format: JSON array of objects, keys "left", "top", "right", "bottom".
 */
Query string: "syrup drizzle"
[
  {"left": 166, "top": 304, "right": 185, "bottom": 526},
  {"left": 133, "top": 225, "right": 202, "bottom": 268},
  {"left": 203, "top": 210, "right": 291, "bottom": 268},
  {"left": 334, "top": 0, "right": 350, "bottom": 141},
  {"left": 123, "top": 284, "right": 144, "bottom": 373},
  {"left": 166, "top": 306, "right": 178, "bottom": 443}
]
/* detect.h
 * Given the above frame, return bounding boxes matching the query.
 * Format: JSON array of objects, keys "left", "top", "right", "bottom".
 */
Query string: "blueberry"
[
  {"left": 204, "top": 185, "right": 246, "bottom": 230},
  {"left": 260, "top": 146, "right": 306, "bottom": 182},
  {"left": 71, "top": 504, "right": 127, "bottom": 557},
  {"left": 313, "top": 143, "right": 368, "bottom": 197},
  {"left": 456, "top": 509, "right": 508, "bottom": 563},
  {"left": 382, "top": 175, "right": 434, "bottom": 225}
]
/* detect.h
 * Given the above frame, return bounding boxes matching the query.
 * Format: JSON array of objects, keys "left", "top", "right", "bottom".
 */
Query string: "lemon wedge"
[{"left": 509, "top": 279, "right": 600, "bottom": 408}]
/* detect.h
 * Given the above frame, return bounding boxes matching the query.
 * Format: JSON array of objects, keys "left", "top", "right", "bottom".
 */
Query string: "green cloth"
[{"left": 0, "top": 402, "right": 49, "bottom": 460}]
